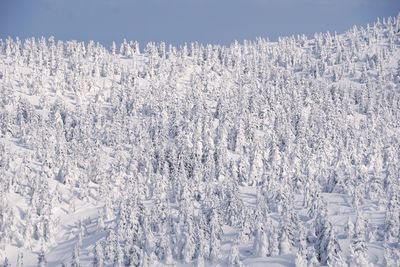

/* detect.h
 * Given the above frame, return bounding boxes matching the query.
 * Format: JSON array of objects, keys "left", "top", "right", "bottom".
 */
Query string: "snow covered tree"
[
  {"left": 70, "top": 245, "right": 81, "bottom": 267},
  {"left": 314, "top": 216, "right": 341, "bottom": 265},
  {"left": 279, "top": 225, "right": 292, "bottom": 255},
  {"left": 354, "top": 211, "right": 367, "bottom": 240},
  {"left": 295, "top": 251, "right": 307, "bottom": 267},
  {"left": 16, "top": 251, "right": 23, "bottom": 267},
  {"left": 269, "top": 228, "right": 280, "bottom": 256},
  {"left": 307, "top": 249, "right": 320, "bottom": 267},
  {"left": 345, "top": 217, "right": 354, "bottom": 239},
  {"left": 2, "top": 257, "right": 10, "bottom": 267},
  {"left": 349, "top": 238, "right": 372, "bottom": 267},
  {"left": 253, "top": 222, "right": 269, "bottom": 257},
  {"left": 37, "top": 248, "right": 47, "bottom": 267},
  {"left": 93, "top": 242, "right": 104, "bottom": 267},
  {"left": 228, "top": 240, "right": 243, "bottom": 267}
]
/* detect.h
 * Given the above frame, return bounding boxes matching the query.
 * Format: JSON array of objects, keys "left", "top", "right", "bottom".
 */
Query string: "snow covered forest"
[{"left": 0, "top": 15, "right": 400, "bottom": 267}]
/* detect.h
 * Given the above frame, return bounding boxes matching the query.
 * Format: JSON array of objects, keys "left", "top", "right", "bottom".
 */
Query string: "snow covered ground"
[{"left": 0, "top": 16, "right": 400, "bottom": 266}]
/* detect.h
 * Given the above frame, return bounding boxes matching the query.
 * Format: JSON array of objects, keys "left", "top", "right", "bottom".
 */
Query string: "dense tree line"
[{"left": 0, "top": 15, "right": 399, "bottom": 266}]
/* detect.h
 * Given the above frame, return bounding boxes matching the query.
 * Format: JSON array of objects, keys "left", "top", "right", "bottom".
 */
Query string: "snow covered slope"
[{"left": 0, "top": 16, "right": 400, "bottom": 266}]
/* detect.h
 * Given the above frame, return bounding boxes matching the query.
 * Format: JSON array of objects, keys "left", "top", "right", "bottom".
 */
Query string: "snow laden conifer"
[{"left": 349, "top": 238, "right": 373, "bottom": 267}]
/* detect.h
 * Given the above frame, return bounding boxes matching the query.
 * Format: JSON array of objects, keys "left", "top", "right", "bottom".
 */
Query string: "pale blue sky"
[{"left": 0, "top": 0, "right": 399, "bottom": 47}]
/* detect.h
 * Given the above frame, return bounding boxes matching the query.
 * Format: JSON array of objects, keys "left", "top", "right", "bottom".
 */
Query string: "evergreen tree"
[
  {"left": 345, "top": 217, "right": 354, "bottom": 239},
  {"left": 228, "top": 240, "right": 243, "bottom": 267},
  {"left": 3, "top": 257, "right": 10, "bottom": 267},
  {"left": 314, "top": 217, "right": 341, "bottom": 265},
  {"left": 71, "top": 245, "right": 81, "bottom": 267},
  {"left": 253, "top": 222, "right": 269, "bottom": 257},
  {"left": 16, "top": 251, "right": 24, "bottom": 267},
  {"left": 269, "top": 228, "right": 280, "bottom": 256},
  {"left": 93, "top": 242, "right": 104, "bottom": 267},
  {"left": 37, "top": 248, "right": 47, "bottom": 267},
  {"left": 295, "top": 251, "right": 307, "bottom": 267},
  {"left": 349, "top": 238, "right": 372, "bottom": 267}
]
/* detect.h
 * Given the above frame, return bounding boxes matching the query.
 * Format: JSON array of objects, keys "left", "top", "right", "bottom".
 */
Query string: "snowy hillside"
[{"left": 0, "top": 15, "right": 400, "bottom": 267}]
